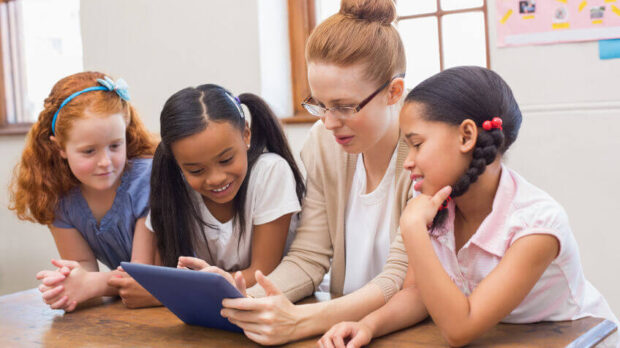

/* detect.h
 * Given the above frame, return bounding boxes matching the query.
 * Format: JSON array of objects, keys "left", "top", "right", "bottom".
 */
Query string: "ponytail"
[
  {"left": 151, "top": 85, "right": 305, "bottom": 267},
  {"left": 239, "top": 93, "right": 305, "bottom": 203}
]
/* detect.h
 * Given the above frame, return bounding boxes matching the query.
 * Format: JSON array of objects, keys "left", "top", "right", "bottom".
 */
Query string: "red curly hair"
[{"left": 9, "top": 71, "right": 157, "bottom": 225}]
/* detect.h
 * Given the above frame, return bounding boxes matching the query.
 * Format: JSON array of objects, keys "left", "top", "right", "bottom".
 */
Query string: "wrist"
[
  {"left": 401, "top": 218, "right": 428, "bottom": 240},
  {"left": 360, "top": 315, "right": 378, "bottom": 338},
  {"left": 87, "top": 272, "right": 116, "bottom": 298},
  {"left": 294, "top": 303, "right": 324, "bottom": 340}
]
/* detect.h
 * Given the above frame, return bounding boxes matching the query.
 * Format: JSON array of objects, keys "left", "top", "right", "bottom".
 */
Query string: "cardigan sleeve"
[
  {"left": 247, "top": 122, "right": 333, "bottom": 302},
  {"left": 369, "top": 232, "right": 408, "bottom": 302}
]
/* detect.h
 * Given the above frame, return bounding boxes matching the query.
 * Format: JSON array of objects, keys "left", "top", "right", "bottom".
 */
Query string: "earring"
[{"left": 246, "top": 144, "right": 250, "bottom": 149}]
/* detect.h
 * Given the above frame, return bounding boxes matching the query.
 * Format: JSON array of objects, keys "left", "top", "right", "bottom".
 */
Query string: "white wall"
[
  {"left": 1, "top": 0, "right": 619, "bottom": 321},
  {"left": 0, "top": 136, "right": 55, "bottom": 294},
  {"left": 487, "top": 0, "right": 620, "bottom": 316}
]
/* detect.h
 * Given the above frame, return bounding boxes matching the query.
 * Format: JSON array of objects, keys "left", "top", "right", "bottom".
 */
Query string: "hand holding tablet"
[{"left": 121, "top": 262, "right": 244, "bottom": 332}]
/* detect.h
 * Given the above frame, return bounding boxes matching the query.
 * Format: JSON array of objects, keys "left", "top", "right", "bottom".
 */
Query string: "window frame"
[
  {"left": 0, "top": 0, "right": 32, "bottom": 135},
  {"left": 282, "top": 0, "right": 318, "bottom": 124},
  {"left": 396, "top": 0, "right": 490, "bottom": 72},
  {"left": 283, "top": 0, "right": 490, "bottom": 124}
]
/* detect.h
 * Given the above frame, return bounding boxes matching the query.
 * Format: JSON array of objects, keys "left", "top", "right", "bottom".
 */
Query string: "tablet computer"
[{"left": 120, "top": 262, "right": 244, "bottom": 332}]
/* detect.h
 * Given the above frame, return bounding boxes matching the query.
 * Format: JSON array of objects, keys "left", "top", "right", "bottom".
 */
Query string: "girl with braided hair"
[{"left": 320, "top": 66, "right": 617, "bottom": 347}]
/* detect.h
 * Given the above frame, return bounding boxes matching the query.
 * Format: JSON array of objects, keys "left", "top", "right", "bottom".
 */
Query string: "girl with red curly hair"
[{"left": 10, "top": 71, "right": 158, "bottom": 311}]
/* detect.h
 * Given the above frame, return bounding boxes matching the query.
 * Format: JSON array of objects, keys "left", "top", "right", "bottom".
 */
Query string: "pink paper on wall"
[{"left": 496, "top": 0, "right": 620, "bottom": 47}]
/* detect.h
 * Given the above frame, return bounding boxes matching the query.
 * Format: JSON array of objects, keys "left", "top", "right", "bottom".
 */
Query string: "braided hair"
[{"left": 404, "top": 66, "right": 522, "bottom": 228}]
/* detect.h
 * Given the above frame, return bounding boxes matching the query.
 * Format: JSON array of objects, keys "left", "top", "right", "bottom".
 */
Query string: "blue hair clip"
[
  {"left": 225, "top": 93, "right": 244, "bottom": 119},
  {"left": 51, "top": 76, "right": 131, "bottom": 135}
]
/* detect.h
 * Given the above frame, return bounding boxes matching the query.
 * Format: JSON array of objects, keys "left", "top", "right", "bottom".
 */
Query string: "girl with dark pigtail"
[
  {"left": 146, "top": 84, "right": 304, "bottom": 290},
  {"left": 322, "top": 66, "right": 618, "bottom": 347}
]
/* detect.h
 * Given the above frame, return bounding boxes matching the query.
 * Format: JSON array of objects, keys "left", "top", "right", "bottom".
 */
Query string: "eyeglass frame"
[{"left": 301, "top": 73, "right": 406, "bottom": 119}]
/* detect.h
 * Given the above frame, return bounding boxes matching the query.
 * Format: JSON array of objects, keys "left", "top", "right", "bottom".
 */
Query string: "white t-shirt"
[
  {"left": 146, "top": 153, "right": 301, "bottom": 271},
  {"left": 342, "top": 149, "right": 397, "bottom": 294}
]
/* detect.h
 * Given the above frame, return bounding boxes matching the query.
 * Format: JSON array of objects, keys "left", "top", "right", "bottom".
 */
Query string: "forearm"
[
  {"left": 238, "top": 268, "right": 258, "bottom": 288},
  {"left": 85, "top": 271, "right": 120, "bottom": 298},
  {"left": 404, "top": 222, "right": 473, "bottom": 336},
  {"left": 247, "top": 258, "right": 320, "bottom": 301},
  {"left": 295, "top": 284, "right": 386, "bottom": 339},
  {"left": 76, "top": 260, "right": 99, "bottom": 272},
  {"left": 238, "top": 259, "right": 283, "bottom": 289},
  {"left": 362, "top": 286, "right": 428, "bottom": 339}
]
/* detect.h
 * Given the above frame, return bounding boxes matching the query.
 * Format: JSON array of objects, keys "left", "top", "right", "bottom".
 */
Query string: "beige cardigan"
[{"left": 247, "top": 121, "right": 412, "bottom": 302}]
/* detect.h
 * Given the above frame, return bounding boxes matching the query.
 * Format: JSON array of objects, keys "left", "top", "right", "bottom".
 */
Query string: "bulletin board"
[{"left": 496, "top": 0, "right": 620, "bottom": 47}]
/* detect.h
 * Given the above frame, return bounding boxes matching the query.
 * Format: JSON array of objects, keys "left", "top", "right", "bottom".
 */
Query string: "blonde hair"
[
  {"left": 306, "top": 0, "right": 406, "bottom": 84},
  {"left": 9, "top": 71, "right": 156, "bottom": 225}
]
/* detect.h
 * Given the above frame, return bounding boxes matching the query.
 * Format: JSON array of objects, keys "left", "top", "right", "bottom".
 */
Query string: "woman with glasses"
[{"left": 218, "top": 0, "right": 412, "bottom": 344}]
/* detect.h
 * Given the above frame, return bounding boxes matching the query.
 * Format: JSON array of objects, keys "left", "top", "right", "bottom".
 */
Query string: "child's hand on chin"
[
  {"left": 177, "top": 256, "right": 247, "bottom": 297},
  {"left": 36, "top": 259, "right": 93, "bottom": 312},
  {"left": 400, "top": 186, "right": 452, "bottom": 232}
]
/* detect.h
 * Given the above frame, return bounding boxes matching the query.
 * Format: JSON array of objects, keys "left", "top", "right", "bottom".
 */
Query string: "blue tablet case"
[{"left": 120, "top": 262, "right": 243, "bottom": 332}]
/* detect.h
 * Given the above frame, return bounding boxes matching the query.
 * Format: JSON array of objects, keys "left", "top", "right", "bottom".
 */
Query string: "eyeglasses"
[{"left": 302, "top": 73, "right": 405, "bottom": 119}]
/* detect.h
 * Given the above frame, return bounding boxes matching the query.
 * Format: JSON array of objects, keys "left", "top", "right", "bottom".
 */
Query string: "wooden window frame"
[
  {"left": 282, "top": 0, "right": 490, "bottom": 124},
  {"left": 282, "top": 0, "right": 317, "bottom": 124},
  {"left": 397, "top": 0, "right": 490, "bottom": 71},
  {"left": 0, "top": 0, "right": 32, "bottom": 135}
]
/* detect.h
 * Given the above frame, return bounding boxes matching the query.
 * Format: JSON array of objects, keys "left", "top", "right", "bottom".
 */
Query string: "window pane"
[
  {"left": 21, "top": 0, "right": 83, "bottom": 121},
  {"left": 316, "top": 0, "right": 339, "bottom": 22},
  {"left": 442, "top": 11, "right": 486, "bottom": 69},
  {"left": 396, "top": 0, "right": 436, "bottom": 16},
  {"left": 397, "top": 18, "right": 440, "bottom": 89},
  {"left": 440, "top": 0, "right": 483, "bottom": 11}
]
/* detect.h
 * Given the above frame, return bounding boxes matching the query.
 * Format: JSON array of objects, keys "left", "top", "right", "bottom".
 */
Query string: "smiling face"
[
  {"left": 399, "top": 102, "right": 474, "bottom": 196},
  {"left": 307, "top": 62, "right": 400, "bottom": 154},
  {"left": 171, "top": 120, "right": 250, "bottom": 206},
  {"left": 57, "top": 112, "right": 127, "bottom": 192}
]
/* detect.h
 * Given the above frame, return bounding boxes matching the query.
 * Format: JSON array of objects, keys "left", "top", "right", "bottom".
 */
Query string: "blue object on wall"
[{"left": 599, "top": 39, "right": 620, "bottom": 60}]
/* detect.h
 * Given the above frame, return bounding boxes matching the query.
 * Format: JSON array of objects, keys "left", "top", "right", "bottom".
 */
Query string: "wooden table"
[{"left": 0, "top": 289, "right": 616, "bottom": 347}]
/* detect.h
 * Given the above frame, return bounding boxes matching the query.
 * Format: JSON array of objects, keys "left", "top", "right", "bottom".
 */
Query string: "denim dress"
[{"left": 52, "top": 158, "right": 152, "bottom": 270}]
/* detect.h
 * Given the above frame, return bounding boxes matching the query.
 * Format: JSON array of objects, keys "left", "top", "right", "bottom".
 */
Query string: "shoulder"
[
  {"left": 505, "top": 168, "right": 572, "bottom": 243},
  {"left": 54, "top": 187, "right": 81, "bottom": 218},
  {"left": 122, "top": 158, "right": 153, "bottom": 215},
  {"left": 249, "top": 153, "right": 295, "bottom": 182},
  {"left": 123, "top": 158, "right": 153, "bottom": 195}
]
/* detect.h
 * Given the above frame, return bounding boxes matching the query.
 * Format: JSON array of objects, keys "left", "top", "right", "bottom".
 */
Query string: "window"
[
  {"left": 396, "top": 0, "right": 489, "bottom": 88},
  {"left": 0, "top": 0, "right": 82, "bottom": 134},
  {"left": 285, "top": 0, "right": 489, "bottom": 123}
]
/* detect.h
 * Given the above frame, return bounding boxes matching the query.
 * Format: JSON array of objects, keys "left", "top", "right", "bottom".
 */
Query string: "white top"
[
  {"left": 342, "top": 149, "right": 397, "bottom": 294},
  {"left": 146, "top": 153, "right": 301, "bottom": 271},
  {"left": 431, "top": 165, "right": 618, "bottom": 325}
]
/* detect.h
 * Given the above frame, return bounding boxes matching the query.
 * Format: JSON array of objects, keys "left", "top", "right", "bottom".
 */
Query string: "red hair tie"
[
  {"left": 482, "top": 117, "right": 503, "bottom": 131},
  {"left": 438, "top": 197, "right": 452, "bottom": 212}
]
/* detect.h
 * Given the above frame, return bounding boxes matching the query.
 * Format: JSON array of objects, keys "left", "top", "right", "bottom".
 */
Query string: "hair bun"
[{"left": 339, "top": 0, "right": 396, "bottom": 25}]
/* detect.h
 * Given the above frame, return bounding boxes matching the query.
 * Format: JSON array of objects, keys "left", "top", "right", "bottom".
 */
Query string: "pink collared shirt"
[{"left": 430, "top": 165, "right": 618, "bottom": 324}]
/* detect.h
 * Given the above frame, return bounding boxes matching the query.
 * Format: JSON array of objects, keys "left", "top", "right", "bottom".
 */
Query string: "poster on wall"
[{"left": 496, "top": 0, "right": 620, "bottom": 47}]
